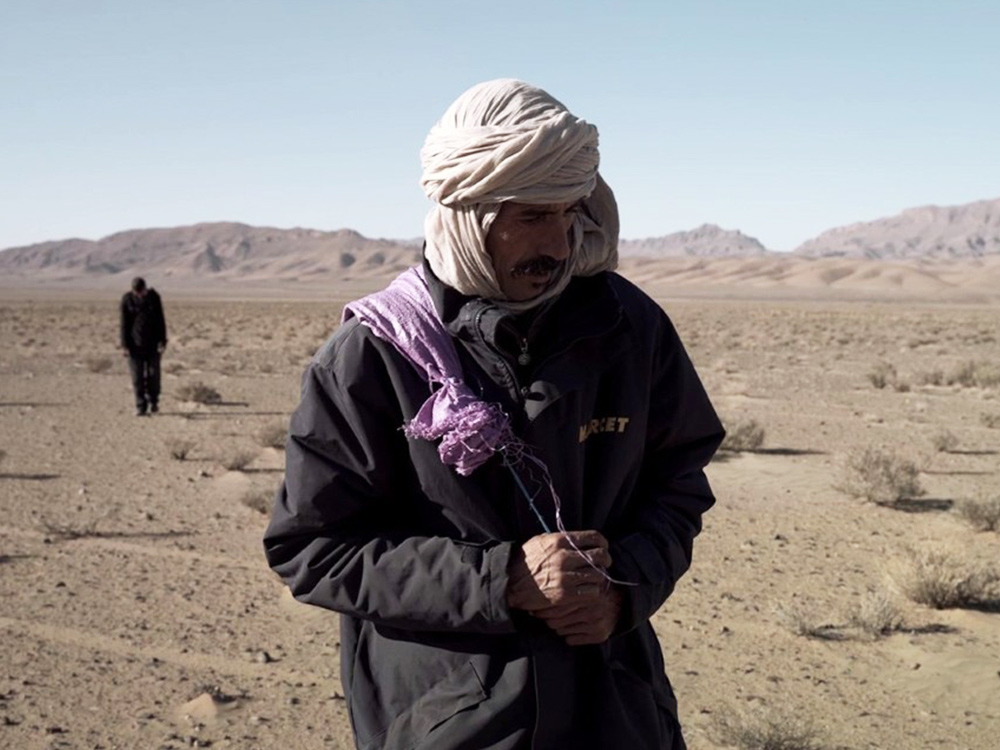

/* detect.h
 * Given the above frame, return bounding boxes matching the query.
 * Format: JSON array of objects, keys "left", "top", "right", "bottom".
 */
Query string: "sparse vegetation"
[
  {"left": 256, "top": 422, "right": 288, "bottom": 450},
  {"left": 836, "top": 446, "right": 924, "bottom": 505},
  {"left": 947, "top": 360, "right": 1000, "bottom": 389},
  {"left": 867, "top": 361, "right": 897, "bottom": 390},
  {"left": 711, "top": 705, "right": 825, "bottom": 750},
  {"left": 177, "top": 381, "right": 222, "bottom": 405},
  {"left": 721, "top": 418, "right": 765, "bottom": 452},
  {"left": 931, "top": 430, "right": 959, "bottom": 453},
  {"left": 773, "top": 600, "right": 837, "bottom": 640},
  {"left": 954, "top": 495, "right": 1000, "bottom": 532},
  {"left": 38, "top": 509, "right": 115, "bottom": 541},
  {"left": 914, "top": 368, "right": 944, "bottom": 386},
  {"left": 892, "top": 547, "right": 1000, "bottom": 609},
  {"left": 849, "top": 589, "right": 903, "bottom": 637},
  {"left": 980, "top": 412, "right": 1000, "bottom": 429},
  {"left": 84, "top": 355, "right": 113, "bottom": 374},
  {"left": 167, "top": 438, "right": 196, "bottom": 461},
  {"left": 222, "top": 449, "right": 256, "bottom": 472},
  {"left": 241, "top": 488, "right": 274, "bottom": 515}
]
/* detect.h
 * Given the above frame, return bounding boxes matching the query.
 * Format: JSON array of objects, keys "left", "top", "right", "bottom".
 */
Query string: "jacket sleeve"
[
  {"left": 119, "top": 295, "right": 130, "bottom": 350},
  {"left": 609, "top": 311, "right": 724, "bottom": 634},
  {"left": 263, "top": 324, "right": 515, "bottom": 635},
  {"left": 153, "top": 291, "right": 167, "bottom": 345}
]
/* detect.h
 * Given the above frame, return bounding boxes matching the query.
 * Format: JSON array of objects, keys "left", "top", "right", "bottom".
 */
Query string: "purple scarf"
[
  {"left": 342, "top": 266, "right": 512, "bottom": 476},
  {"left": 343, "top": 267, "right": 639, "bottom": 588}
]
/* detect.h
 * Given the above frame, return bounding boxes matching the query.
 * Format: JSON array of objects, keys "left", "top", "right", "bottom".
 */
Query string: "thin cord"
[{"left": 502, "top": 446, "right": 636, "bottom": 588}]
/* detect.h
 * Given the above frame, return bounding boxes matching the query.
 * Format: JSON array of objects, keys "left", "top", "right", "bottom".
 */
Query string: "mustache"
[{"left": 510, "top": 256, "right": 564, "bottom": 278}]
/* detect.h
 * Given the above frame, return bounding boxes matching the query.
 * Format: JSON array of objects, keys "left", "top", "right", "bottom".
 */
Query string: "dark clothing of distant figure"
[{"left": 120, "top": 288, "right": 167, "bottom": 413}]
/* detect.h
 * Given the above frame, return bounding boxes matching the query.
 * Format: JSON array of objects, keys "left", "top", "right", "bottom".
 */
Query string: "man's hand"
[
  {"left": 529, "top": 586, "right": 623, "bottom": 646},
  {"left": 506, "top": 529, "right": 612, "bottom": 609},
  {"left": 158, "top": 342, "right": 168, "bottom": 354}
]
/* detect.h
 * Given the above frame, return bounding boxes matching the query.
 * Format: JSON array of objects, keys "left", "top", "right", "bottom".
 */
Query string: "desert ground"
[{"left": 1, "top": 275, "right": 998, "bottom": 750}]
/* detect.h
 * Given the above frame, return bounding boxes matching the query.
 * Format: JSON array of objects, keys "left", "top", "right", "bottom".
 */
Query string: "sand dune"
[{"left": 3, "top": 252, "right": 999, "bottom": 304}]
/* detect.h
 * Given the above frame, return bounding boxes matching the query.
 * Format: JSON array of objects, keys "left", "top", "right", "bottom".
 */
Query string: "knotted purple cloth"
[{"left": 341, "top": 266, "right": 512, "bottom": 476}]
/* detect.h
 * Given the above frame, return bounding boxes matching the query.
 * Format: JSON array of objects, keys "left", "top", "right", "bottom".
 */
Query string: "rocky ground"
[{"left": 1, "top": 286, "right": 998, "bottom": 749}]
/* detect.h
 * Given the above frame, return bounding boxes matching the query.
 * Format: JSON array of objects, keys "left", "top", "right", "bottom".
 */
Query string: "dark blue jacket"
[
  {"left": 119, "top": 288, "right": 167, "bottom": 355},
  {"left": 264, "top": 264, "right": 724, "bottom": 750}
]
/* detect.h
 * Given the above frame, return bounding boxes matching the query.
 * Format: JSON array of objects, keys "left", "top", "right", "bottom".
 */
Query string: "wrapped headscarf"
[{"left": 420, "top": 79, "right": 619, "bottom": 309}]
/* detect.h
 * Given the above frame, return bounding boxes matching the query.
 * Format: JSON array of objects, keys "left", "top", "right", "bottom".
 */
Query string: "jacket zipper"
[
  {"left": 516, "top": 337, "right": 530, "bottom": 366},
  {"left": 473, "top": 307, "right": 525, "bottom": 408}
]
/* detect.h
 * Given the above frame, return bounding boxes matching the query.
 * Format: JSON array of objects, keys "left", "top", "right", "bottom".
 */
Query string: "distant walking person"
[{"left": 120, "top": 277, "right": 168, "bottom": 416}]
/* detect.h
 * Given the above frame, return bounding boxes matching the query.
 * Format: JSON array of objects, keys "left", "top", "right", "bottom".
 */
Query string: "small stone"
[{"left": 253, "top": 651, "right": 273, "bottom": 664}]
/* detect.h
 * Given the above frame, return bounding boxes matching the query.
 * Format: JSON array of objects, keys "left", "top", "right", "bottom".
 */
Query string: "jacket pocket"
[{"left": 360, "top": 660, "right": 487, "bottom": 750}]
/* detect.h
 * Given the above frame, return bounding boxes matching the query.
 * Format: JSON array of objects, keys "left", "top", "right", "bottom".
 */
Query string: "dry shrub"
[
  {"left": 891, "top": 547, "right": 1000, "bottom": 609},
  {"left": 867, "top": 361, "right": 897, "bottom": 390},
  {"left": 711, "top": 705, "right": 824, "bottom": 750},
  {"left": 85, "top": 355, "right": 113, "bottom": 374},
  {"left": 773, "top": 600, "right": 836, "bottom": 640},
  {"left": 256, "top": 422, "right": 288, "bottom": 450},
  {"left": 222, "top": 449, "right": 256, "bottom": 472},
  {"left": 954, "top": 496, "right": 1000, "bottom": 532},
  {"left": 930, "top": 430, "right": 959, "bottom": 453},
  {"left": 980, "top": 412, "right": 1000, "bottom": 429},
  {"left": 721, "top": 418, "right": 765, "bottom": 453},
  {"left": 914, "top": 368, "right": 944, "bottom": 386},
  {"left": 849, "top": 589, "right": 903, "bottom": 637},
  {"left": 836, "top": 447, "right": 923, "bottom": 505},
  {"left": 241, "top": 488, "right": 273, "bottom": 515},
  {"left": 167, "top": 438, "right": 196, "bottom": 461},
  {"left": 177, "top": 381, "right": 222, "bottom": 405},
  {"left": 947, "top": 360, "right": 1000, "bottom": 388}
]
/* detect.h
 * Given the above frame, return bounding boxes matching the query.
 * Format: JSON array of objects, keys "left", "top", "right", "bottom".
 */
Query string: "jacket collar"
[{"left": 421, "top": 254, "right": 623, "bottom": 359}]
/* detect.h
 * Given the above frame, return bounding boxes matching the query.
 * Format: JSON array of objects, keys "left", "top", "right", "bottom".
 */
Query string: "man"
[
  {"left": 119, "top": 276, "right": 167, "bottom": 416},
  {"left": 264, "top": 79, "right": 724, "bottom": 749}
]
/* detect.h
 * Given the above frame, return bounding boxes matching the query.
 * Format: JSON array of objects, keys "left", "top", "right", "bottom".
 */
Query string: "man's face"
[{"left": 485, "top": 201, "right": 577, "bottom": 302}]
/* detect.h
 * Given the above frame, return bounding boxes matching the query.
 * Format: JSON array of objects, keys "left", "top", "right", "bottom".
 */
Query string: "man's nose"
[{"left": 541, "top": 221, "right": 573, "bottom": 261}]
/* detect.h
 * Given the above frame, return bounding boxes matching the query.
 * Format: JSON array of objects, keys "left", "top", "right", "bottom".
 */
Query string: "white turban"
[{"left": 420, "top": 79, "right": 618, "bottom": 309}]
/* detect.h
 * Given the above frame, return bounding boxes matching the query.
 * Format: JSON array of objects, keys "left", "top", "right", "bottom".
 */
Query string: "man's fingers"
[
  {"left": 551, "top": 548, "right": 611, "bottom": 572},
  {"left": 555, "top": 529, "right": 608, "bottom": 551}
]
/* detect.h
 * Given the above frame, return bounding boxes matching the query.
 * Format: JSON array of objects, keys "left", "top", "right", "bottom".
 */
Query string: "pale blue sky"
[{"left": 2, "top": 1, "right": 998, "bottom": 251}]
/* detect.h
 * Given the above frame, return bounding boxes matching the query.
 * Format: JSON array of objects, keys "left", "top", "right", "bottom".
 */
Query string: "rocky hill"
[
  {"left": 619, "top": 224, "right": 767, "bottom": 257},
  {"left": 793, "top": 198, "right": 1000, "bottom": 258},
  {"left": 2, "top": 198, "right": 1000, "bottom": 298},
  {"left": 0, "top": 222, "right": 421, "bottom": 283}
]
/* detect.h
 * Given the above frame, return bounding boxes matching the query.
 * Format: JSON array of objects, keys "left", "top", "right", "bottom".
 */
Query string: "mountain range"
[{"left": 1, "top": 198, "right": 998, "bottom": 294}]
